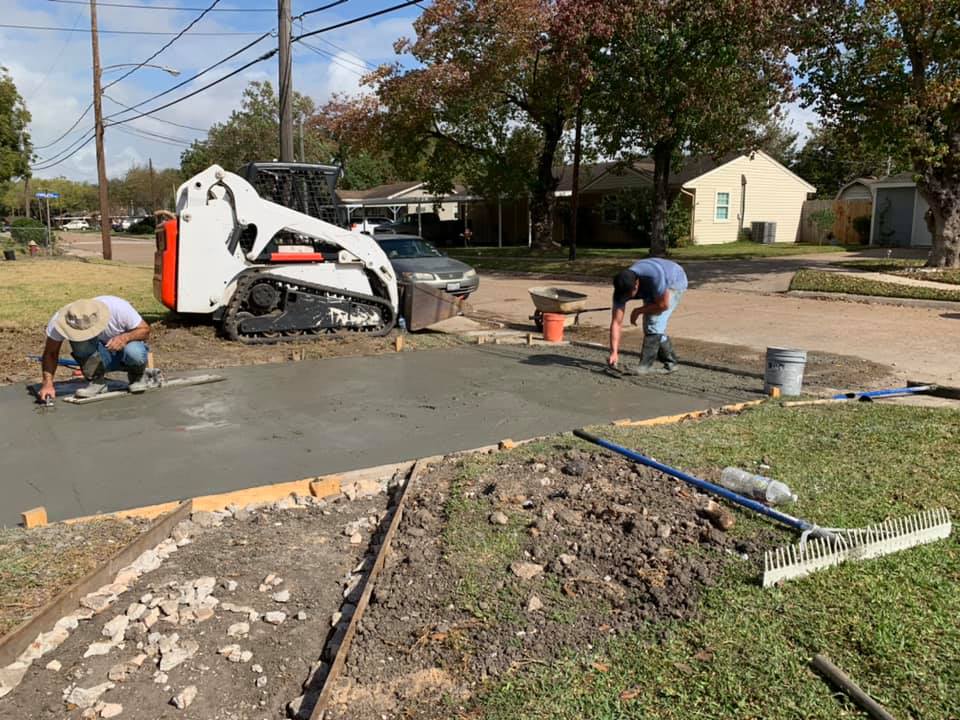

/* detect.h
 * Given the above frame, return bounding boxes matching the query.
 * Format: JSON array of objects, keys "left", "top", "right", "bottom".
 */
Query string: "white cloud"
[
  {"left": 4, "top": 2, "right": 420, "bottom": 182},
  {"left": 783, "top": 101, "right": 820, "bottom": 147}
]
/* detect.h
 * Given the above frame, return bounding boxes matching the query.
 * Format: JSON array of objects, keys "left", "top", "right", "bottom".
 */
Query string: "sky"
[
  {"left": 2, "top": 0, "right": 421, "bottom": 182},
  {"left": 3, "top": 1, "right": 818, "bottom": 184}
]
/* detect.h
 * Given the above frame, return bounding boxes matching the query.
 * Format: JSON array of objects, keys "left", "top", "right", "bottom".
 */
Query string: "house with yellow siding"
[{"left": 680, "top": 150, "right": 816, "bottom": 245}]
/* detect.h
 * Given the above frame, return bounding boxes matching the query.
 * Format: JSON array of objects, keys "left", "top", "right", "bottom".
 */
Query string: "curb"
[{"left": 786, "top": 290, "right": 960, "bottom": 311}]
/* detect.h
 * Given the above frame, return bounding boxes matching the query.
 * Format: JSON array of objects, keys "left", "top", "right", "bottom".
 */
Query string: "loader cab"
[{"left": 238, "top": 162, "right": 346, "bottom": 227}]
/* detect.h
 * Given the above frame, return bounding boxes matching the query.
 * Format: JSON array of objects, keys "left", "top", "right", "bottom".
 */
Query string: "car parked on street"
[
  {"left": 375, "top": 233, "right": 479, "bottom": 298},
  {"left": 62, "top": 219, "right": 90, "bottom": 231}
]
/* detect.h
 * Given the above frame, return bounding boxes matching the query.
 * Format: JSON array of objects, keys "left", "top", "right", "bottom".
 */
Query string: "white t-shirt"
[{"left": 46, "top": 295, "right": 144, "bottom": 343}]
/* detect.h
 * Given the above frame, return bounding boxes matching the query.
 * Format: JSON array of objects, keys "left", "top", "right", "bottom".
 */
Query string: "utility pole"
[
  {"left": 568, "top": 99, "right": 584, "bottom": 262},
  {"left": 278, "top": 0, "right": 294, "bottom": 162},
  {"left": 90, "top": 0, "right": 112, "bottom": 260},
  {"left": 298, "top": 116, "right": 305, "bottom": 162},
  {"left": 149, "top": 157, "right": 156, "bottom": 211}
]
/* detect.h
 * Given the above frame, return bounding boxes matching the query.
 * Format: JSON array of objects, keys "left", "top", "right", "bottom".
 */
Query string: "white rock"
[
  {"left": 126, "top": 603, "right": 147, "bottom": 621},
  {"left": 83, "top": 641, "right": 116, "bottom": 658},
  {"left": 251, "top": 664, "right": 263, "bottom": 673},
  {"left": 330, "top": 611, "right": 342, "bottom": 627},
  {"left": 153, "top": 672, "right": 168, "bottom": 684},
  {"left": 489, "top": 511, "right": 509, "bottom": 525},
  {"left": 558, "top": 553, "right": 576, "bottom": 566},
  {"left": 227, "top": 622, "right": 249, "bottom": 637},
  {"left": 140, "top": 594, "right": 153, "bottom": 605},
  {"left": 113, "top": 567, "right": 140, "bottom": 587},
  {"left": 264, "top": 612, "right": 286, "bottom": 625},
  {"left": 0, "top": 662, "right": 30, "bottom": 698},
  {"left": 526, "top": 595, "right": 543, "bottom": 613},
  {"left": 102, "top": 615, "right": 129, "bottom": 639},
  {"left": 193, "top": 577, "right": 216, "bottom": 600},
  {"left": 64, "top": 682, "right": 115, "bottom": 709},
  {"left": 191, "top": 510, "right": 221, "bottom": 528},
  {"left": 296, "top": 611, "right": 307, "bottom": 621},
  {"left": 271, "top": 590, "right": 290, "bottom": 603},
  {"left": 224, "top": 580, "right": 238, "bottom": 592},
  {"left": 171, "top": 685, "right": 197, "bottom": 709},
  {"left": 159, "top": 640, "right": 199, "bottom": 672},
  {"left": 131, "top": 549, "right": 162, "bottom": 574},
  {"left": 194, "top": 607, "right": 215, "bottom": 623},
  {"left": 80, "top": 593, "right": 115, "bottom": 614},
  {"left": 142, "top": 608, "right": 160, "bottom": 629},
  {"left": 510, "top": 562, "right": 544, "bottom": 580},
  {"left": 349, "top": 532, "right": 363, "bottom": 545},
  {"left": 240, "top": 650, "right": 253, "bottom": 663},
  {"left": 54, "top": 615, "right": 80, "bottom": 632},
  {"left": 158, "top": 600, "right": 179, "bottom": 617},
  {"left": 100, "top": 702, "right": 123, "bottom": 718},
  {"left": 218, "top": 644, "right": 243, "bottom": 663},
  {"left": 255, "top": 675, "right": 267, "bottom": 688},
  {"left": 46, "top": 660, "right": 62, "bottom": 672}
]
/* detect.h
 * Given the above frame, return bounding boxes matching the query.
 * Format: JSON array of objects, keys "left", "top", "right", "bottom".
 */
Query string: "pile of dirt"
[
  {"left": 327, "top": 448, "right": 764, "bottom": 719},
  {"left": 2, "top": 496, "right": 387, "bottom": 719},
  {"left": 0, "top": 321, "right": 467, "bottom": 387}
]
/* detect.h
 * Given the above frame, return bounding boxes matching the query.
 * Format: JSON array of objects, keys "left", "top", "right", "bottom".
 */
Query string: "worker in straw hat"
[{"left": 37, "top": 296, "right": 151, "bottom": 401}]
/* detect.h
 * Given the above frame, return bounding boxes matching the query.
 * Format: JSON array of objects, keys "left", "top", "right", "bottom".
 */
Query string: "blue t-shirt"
[{"left": 614, "top": 258, "right": 688, "bottom": 309}]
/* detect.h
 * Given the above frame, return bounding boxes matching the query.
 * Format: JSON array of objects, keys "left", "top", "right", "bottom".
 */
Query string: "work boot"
[
  {"left": 621, "top": 334, "right": 663, "bottom": 375},
  {"left": 74, "top": 354, "right": 108, "bottom": 398},
  {"left": 658, "top": 335, "right": 679, "bottom": 373},
  {"left": 127, "top": 366, "right": 149, "bottom": 394}
]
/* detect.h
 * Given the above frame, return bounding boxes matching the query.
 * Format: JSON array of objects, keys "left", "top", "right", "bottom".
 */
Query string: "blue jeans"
[
  {"left": 71, "top": 339, "right": 148, "bottom": 373},
  {"left": 644, "top": 288, "right": 685, "bottom": 337}
]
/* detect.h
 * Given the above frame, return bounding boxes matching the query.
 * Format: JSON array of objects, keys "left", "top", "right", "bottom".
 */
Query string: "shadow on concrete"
[
  {"left": 519, "top": 352, "right": 610, "bottom": 375},
  {"left": 941, "top": 313, "right": 960, "bottom": 320}
]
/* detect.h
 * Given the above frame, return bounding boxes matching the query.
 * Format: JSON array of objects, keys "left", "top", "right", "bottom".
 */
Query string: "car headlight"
[
  {"left": 401, "top": 271, "right": 437, "bottom": 281},
  {"left": 463, "top": 268, "right": 477, "bottom": 278}
]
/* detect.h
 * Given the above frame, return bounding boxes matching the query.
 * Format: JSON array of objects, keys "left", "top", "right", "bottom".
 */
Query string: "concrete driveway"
[
  {"left": 470, "top": 256, "right": 959, "bottom": 385},
  {"left": 3, "top": 345, "right": 754, "bottom": 526}
]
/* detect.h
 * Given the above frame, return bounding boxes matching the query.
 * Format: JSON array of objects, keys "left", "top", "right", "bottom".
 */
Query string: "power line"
[
  {"left": 297, "top": 40, "right": 369, "bottom": 75},
  {"left": 104, "top": 95, "right": 207, "bottom": 132},
  {"left": 296, "top": 0, "right": 350, "bottom": 20},
  {"left": 106, "top": 49, "right": 278, "bottom": 127},
  {"left": 103, "top": 0, "right": 223, "bottom": 91},
  {"left": 24, "top": 8, "right": 85, "bottom": 101},
  {"left": 113, "top": 125, "right": 191, "bottom": 147},
  {"left": 102, "top": 31, "right": 273, "bottom": 123},
  {"left": 0, "top": 23, "right": 263, "bottom": 35},
  {"left": 292, "top": 0, "right": 423, "bottom": 42},
  {"left": 33, "top": 127, "right": 96, "bottom": 164},
  {"left": 48, "top": 0, "right": 274, "bottom": 10},
  {"left": 31, "top": 133, "right": 96, "bottom": 171}
]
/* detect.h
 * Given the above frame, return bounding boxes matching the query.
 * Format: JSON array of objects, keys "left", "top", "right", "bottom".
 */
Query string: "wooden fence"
[{"left": 800, "top": 199, "right": 873, "bottom": 245}]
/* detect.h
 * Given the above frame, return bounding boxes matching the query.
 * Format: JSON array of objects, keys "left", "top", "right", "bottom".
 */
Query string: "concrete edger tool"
[{"left": 573, "top": 429, "right": 952, "bottom": 587}]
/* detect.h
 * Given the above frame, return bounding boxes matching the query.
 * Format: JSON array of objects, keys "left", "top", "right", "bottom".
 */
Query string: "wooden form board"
[
  {"left": 0, "top": 501, "right": 192, "bottom": 668},
  {"left": 309, "top": 460, "right": 427, "bottom": 720}
]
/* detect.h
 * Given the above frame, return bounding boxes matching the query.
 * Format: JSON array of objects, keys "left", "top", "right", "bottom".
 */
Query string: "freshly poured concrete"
[{"left": 1, "top": 345, "right": 754, "bottom": 525}]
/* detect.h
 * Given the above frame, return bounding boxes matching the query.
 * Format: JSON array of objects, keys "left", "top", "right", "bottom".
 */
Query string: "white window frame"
[
  {"left": 601, "top": 195, "right": 620, "bottom": 225},
  {"left": 714, "top": 191, "right": 731, "bottom": 222}
]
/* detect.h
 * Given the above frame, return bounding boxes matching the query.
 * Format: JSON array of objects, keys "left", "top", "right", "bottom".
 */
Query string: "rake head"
[{"left": 762, "top": 508, "right": 952, "bottom": 587}]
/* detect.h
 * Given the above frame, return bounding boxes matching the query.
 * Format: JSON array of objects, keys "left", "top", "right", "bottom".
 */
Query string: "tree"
[
  {"left": 0, "top": 68, "right": 32, "bottom": 195},
  {"left": 368, "top": 0, "right": 617, "bottom": 249},
  {"left": 179, "top": 81, "right": 333, "bottom": 176},
  {"left": 757, "top": 115, "right": 800, "bottom": 168},
  {"left": 591, "top": 0, "right": 800, "bottom": 256},
  {"left": 798, "top": 0, "right": 960, "bottom": 267},
  {"left": 792, "top": 121, "right": 908, "bottom": 198}
]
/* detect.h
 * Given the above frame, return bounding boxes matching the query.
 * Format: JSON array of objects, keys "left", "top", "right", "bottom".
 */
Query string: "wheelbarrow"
[{"left": 528, "top": 286, "right": 610, "bottom": 331}]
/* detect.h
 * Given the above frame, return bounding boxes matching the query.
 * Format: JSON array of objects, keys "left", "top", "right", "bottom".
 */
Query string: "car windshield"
[{"left": 378, "top": 238, "right": 443, "bottom": 259}]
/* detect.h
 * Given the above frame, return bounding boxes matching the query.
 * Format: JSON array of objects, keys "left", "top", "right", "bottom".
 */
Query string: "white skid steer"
[{"left": 153, "top": 165, "right": 399, "bottom": 343}]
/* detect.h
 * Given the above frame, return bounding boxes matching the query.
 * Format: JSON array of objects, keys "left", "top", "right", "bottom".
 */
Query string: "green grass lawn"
[
  {"left": 790, "top": 268, "right": 960, "bottom": 303},
  {"left": 0, "top": 257, "right": 165, "bottom": 329},
  {"left": 900, "top": 268, "right": 960, "bottom": 286},
  {"left": 450, "top": 242, "right": 855, "bottom": 277},
  {"left": 478, "top": 403, "right": 960, "bottom": 719}
]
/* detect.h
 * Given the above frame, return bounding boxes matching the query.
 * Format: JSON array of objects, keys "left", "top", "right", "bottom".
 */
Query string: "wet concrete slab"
[{"left": 0, "top": 344, "right": 757, "bottom": 526}]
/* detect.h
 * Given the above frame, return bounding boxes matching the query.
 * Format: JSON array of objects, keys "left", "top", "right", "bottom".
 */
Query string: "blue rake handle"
[{"left": 573, "top": 429, "right": 821, "bottom": 536}]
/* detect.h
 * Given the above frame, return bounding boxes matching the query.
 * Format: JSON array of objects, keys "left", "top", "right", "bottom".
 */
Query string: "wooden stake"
[
  {"left": 146, "top": 351, "right": 155, "bottom": 370},
  {"left": 768, "top": 386, "right": 781, "bottom": 399},
  {"left": 394, "top": 335, "right": 404, "bottom": 352}
]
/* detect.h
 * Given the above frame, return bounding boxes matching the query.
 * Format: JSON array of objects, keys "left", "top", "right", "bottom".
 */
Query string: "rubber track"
[{"left": 222, "top": 270, "right": 396, "bottom": 345}]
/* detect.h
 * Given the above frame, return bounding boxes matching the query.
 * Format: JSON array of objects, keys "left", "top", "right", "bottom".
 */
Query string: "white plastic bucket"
[{"left": 764, "top": 347, "right": 807, "bottom": 396}]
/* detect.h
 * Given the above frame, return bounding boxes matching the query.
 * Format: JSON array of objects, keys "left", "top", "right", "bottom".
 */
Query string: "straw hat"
[{"left": 54, "top": 298, "right": 110, "bottom": 342}]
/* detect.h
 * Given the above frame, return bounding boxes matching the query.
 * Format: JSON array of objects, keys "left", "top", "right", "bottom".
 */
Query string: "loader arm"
[{"left": 176, "top": 165, "right": 399, "bottom": 312}]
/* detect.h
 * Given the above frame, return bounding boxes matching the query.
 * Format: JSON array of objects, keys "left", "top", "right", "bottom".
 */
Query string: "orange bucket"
[{"left": 542, "top": 312, "right": 566, "bottom": 342}]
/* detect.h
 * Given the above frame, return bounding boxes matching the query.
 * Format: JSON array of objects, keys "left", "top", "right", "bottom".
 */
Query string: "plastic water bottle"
[
  {"left": 398, "top": 316, "right": 407, "bottom": 334},
  {"left": 719, "top": 467, "right": 797, "bottom": 506}
]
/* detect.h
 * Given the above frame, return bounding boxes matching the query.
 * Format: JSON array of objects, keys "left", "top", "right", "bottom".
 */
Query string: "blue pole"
[
  {"left": 832, "top": 385, "right": 933, "bottom": 401},
  {"left": 572, "top": 429, "right": 817, "bottom": 534}
]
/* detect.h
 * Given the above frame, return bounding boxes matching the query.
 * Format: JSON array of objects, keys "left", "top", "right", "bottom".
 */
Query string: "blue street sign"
[{"left": 34, "top": 192, "right": 60, "bottom": 199}]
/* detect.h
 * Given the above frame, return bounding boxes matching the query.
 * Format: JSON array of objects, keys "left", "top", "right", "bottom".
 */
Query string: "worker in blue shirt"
[{"left": 608, "top": 258, "right": 688, "bottom": 374}]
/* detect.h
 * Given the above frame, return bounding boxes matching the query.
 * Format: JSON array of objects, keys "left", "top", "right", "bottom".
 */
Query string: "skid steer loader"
[{"left": 153, "top": 164, "right": 399, "bottom": 344}]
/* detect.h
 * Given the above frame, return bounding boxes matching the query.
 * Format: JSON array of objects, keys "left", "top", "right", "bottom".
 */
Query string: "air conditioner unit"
[{"left": 751, "top": 221, "right": 777, "bottom": 244}]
